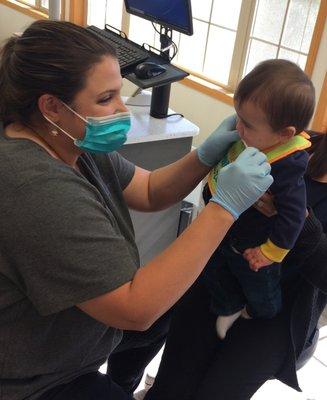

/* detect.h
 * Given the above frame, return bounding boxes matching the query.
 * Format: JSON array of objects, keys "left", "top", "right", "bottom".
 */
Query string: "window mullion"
[
  {"left": 201, "top": 0, "right": 215, "bottom": 73},
  {"left": 275, "top": 0, "right": 291, "bottom": 59},
  {"left": 228, "top": 0, "right": 257, "bottom": 90},
  {"left": 297, "top": 0, "right": 314, "bottom": 56}
]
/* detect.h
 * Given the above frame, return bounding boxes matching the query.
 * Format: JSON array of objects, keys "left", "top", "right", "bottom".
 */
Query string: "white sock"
[
  {"left": 216, "top": 310, "right": 242, "bottom": 339},
  {"left": 133, "top": 373, "right": 155, "bottom": 400}
]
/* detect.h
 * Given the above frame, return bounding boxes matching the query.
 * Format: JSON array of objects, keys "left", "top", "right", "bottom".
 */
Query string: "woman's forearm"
[
  {"left": 148, "top": 150, "right": 210, "bottom": 210},
  {"left": 129, "top": 203, "right": 233, "bottom": 326}
]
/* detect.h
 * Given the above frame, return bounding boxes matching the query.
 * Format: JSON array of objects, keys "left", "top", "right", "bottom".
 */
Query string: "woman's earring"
[{"left": 50, "top": 128, "right": 58, "bottom": 136}]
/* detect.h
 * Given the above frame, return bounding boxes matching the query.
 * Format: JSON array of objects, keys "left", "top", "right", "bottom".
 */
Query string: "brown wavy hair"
[{"left": 0, "top": 20, "right": 116, "bottom": 125}]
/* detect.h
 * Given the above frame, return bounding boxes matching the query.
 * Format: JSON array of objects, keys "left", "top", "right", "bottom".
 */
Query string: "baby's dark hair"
[{"left": 234, "top": 59, "right": 315, "bottom": 133}]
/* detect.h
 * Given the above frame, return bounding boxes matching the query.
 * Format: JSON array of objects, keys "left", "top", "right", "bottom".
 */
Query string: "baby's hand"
[{"left": 243, "top": 247, "right": 273, "bottom": 272}]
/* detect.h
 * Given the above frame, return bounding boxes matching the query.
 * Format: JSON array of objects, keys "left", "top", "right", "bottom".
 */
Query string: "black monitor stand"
[{"left": 150, "top": 26, "right": 173, "bottom": 118}]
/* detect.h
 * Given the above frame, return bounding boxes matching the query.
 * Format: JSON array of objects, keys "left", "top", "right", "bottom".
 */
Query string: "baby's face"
[{"left": 235, "top": 101, "right": 281, "bottom": 151}]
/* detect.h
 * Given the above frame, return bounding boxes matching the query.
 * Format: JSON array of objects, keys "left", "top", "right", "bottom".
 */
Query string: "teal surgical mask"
[{"left": 43, "top": 103, "right": 131, "bottom": 154}]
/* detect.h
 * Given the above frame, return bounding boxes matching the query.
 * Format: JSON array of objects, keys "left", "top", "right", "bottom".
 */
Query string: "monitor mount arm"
[
  {"left": 159, "top": 26, "right": 173, "bottom": 60},
  {"left": 150, "top": 26, "right": 173, "bottom": 118}
]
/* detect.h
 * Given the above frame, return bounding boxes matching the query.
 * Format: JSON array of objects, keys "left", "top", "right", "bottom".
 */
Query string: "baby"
[{"left": 203, "top": 59, "right": 315, "bottom": 339}]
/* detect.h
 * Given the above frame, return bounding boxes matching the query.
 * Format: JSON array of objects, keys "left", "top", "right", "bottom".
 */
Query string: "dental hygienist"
[{"left": 0, "top": 20, "right": 272, "bottom": 400}]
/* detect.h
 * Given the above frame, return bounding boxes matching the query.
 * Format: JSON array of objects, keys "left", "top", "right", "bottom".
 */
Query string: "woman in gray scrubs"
[{"left": 0, "top": 20, "right": 271, "bottom": 400}]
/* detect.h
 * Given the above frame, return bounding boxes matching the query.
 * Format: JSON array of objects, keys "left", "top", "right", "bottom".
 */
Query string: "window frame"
[
  {"left": 312, "top": 72, "right": 327, "bottom": 133},
  {"left": 304, "top": 0, "right": 327, "bottom": 77},
  {"left": 69, "top": 0, "right": 87, "bottom": 26},
  {"left": 0, "top": 0, "right": 87, "bottom": 24},
  {"left": 17, "top": 0, "right": 48, "bottom": 13},
  {"left": 0, "top": 0, "right": 48, "bottom": 19}
]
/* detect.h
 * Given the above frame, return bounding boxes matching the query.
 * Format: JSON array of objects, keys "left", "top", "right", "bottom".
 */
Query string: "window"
[
  {"left": 88, "top": 0, "right": 323, "bottom": 93},
  {"left": 244, "top": 0, "right": 320, "bottom": 75},
  {"left": 15, "top": 0, "right": 49, "bottom": 12}
]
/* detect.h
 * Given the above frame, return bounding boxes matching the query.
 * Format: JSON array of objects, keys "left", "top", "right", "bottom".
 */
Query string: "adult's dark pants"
[
  {"left": 144, "top": 276, "right": 292, "bottom": 400},
  {"left": 39, "top": 310, "right": 171, "bottom": 400}
]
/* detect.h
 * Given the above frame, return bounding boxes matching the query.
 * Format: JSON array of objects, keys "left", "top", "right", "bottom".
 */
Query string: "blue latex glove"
[
  {"left": 210, "top": 147, "right": 273, "bottom": 219},
  {"left": 197, "top": 114, "right": 239, "bottom": 167}
]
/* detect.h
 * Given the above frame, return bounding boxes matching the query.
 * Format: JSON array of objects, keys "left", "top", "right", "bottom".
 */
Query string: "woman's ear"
[
  {"left": 38, "top": 94, "right": 64, "bottom": 122},
  {"left": 279, "top": 126, "right": 297, "bottom": 143}
]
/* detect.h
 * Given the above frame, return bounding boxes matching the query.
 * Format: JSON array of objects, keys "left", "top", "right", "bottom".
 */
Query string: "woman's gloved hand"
[
  {"left": 210, "top": 147, "right": 273, "bottom": 219},
  {"left": 197, "top": 114, "right": 239, "bottom": 167}
]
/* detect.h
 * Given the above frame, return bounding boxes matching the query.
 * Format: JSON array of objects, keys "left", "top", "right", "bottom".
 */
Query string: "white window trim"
[{"left": 229, "top": 0, "right": 256, "bottom": 89}]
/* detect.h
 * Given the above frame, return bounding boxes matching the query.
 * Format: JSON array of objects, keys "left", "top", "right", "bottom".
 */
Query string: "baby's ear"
[{"left": 279, "top": 126, "right": 296, "bottom": 143}]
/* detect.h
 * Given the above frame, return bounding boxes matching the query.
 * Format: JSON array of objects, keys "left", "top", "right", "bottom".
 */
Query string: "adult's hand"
[
  {"left": 210, "top": 147, "right": 273, "bottom": 219},
  {"left": 197, "top": 114, "right": 239, "bottom": 167}
]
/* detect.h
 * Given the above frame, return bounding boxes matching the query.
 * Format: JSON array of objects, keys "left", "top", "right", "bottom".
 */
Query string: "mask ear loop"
[
  {"left": 62, "top": 102, "right": 88, "bottom": 123},
  {"left": 42, "top": 101, "right": 89, "bottom": 142}
]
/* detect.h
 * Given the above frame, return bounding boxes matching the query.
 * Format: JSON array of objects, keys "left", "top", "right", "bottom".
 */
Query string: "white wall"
[{"left": 1, "top": 3, "right": 326, "bottom": 146}]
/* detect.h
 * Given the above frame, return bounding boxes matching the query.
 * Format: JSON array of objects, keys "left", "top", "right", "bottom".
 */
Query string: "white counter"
[{"left": 123, "top": 95, "right": 199, "bottom": 144}]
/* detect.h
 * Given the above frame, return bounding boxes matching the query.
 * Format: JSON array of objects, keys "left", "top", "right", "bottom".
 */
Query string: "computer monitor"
[{"left": 124, "top": 0, "right": 193, "bottom": 36}]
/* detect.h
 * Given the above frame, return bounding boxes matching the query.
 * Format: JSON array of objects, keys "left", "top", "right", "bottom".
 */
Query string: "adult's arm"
[
  {"left": 78, "top": 202, "right": 232, "bottom": 330},
  {"left": 124, "top": 115, "right": 239, "bottom": 212},
  {"left": 123, "top": 150, "right": 210, "bottom": 211},
  {"left": 78, "top": 148, "right": 272, "bottom": 330}
]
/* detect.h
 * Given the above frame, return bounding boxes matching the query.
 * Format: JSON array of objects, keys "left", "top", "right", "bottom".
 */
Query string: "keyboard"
[{"left": 87, "top": 25, "right": 149, "bottom": 70}]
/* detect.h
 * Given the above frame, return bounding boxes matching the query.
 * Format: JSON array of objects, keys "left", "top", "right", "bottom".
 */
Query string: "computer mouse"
[{"left": 134, "top": 62, "right": 166, "bottom": 80}]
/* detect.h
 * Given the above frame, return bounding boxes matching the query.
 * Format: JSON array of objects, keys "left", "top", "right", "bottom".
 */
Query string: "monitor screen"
[{"left": 124, "top": 0, "right": 193, "bottom": 35}]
